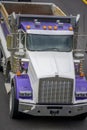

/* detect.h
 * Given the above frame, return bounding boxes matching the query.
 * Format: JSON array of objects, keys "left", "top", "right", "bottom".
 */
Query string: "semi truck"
[{"left": 0, "top": 1, "right": 87, "bottom": 119}]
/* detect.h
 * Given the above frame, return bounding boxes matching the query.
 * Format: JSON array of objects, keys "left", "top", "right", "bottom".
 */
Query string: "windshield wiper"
[
  {"left": 29, "top": 48, "right": 71, "bottom": 52},
  {"left": 39, "top": 48, "right": 60, "bottom": 51}
]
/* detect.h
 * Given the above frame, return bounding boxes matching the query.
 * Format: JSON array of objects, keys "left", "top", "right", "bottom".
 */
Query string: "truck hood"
[{"left": 28, "top": 51, "right": 75, "bottom": 79}]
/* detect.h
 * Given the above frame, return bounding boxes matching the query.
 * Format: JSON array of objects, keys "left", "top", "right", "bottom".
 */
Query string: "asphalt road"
[{"left": 0, "top": 0, "right": 87, "bottom": 130}]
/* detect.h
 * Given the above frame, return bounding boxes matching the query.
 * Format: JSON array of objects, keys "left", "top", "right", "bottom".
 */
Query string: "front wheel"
[
  {"left": 74, "top": 113, "right": 87, "bottom": 120},
  {"left": 9, "top": 86, "right": 19, "bottom": 119},
  {"left": 0, "top": 50, "right": 3, "bottom": 72}
]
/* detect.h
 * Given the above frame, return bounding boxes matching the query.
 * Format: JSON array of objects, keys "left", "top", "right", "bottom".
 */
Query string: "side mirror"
[
  {"left": 6, "top": 34, "right": 13, "bottom": 50},
  {"left": 85, "top": 43, "right": 87, "bottom": 53}
]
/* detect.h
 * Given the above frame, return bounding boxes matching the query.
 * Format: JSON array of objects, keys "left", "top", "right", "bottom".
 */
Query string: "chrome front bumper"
[{"left": 18, "top": 101, "right": 87, "bottom": 116}]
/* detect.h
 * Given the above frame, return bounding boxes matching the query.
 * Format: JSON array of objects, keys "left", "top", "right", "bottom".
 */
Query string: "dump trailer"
[{"left": 0, "top": 1, "right": 87, "bottom": 119}]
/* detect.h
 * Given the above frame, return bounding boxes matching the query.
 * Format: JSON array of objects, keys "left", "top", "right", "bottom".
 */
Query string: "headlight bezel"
[{"left": 19, "top": 90, "right": 32, "bottom": 99}]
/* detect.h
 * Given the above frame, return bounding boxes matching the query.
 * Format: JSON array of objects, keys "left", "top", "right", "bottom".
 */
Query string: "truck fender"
[{"left": 13, "top": 74, "right": 33, "bottom": 100}]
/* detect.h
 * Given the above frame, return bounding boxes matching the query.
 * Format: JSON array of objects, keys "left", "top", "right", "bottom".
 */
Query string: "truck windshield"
[{"left": 26, "top": 34, "right": 73, "bottom": 52}]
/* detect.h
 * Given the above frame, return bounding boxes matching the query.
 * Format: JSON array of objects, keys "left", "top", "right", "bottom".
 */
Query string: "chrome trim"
[
  {"left": 38, "top": 77, "right": 73, "bottom": 104},
  {"left": 18, "top": 101, "right": 87, "bottom": 116}
]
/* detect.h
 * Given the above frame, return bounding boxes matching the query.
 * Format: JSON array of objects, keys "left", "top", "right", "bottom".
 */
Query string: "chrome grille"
[{"left": 38, "top": 77, "right": 73, "bottom": 104}]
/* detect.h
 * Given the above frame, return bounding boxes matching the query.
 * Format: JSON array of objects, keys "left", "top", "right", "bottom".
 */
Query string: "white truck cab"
[{"left": 0, "top": 2, "right": 87, "bottom": 119}]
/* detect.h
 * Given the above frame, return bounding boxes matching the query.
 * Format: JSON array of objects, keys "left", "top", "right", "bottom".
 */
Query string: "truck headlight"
[
  {"left": 76, "top": 93, "right": 87, "bottom": 99},
  {"left": 19, "top": 91, "right": 32, "bottom": 99}
]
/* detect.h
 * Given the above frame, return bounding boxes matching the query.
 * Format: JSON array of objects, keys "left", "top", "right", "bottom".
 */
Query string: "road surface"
[{"left": 0, "top": 0, "right": 87, "bottom": 130}]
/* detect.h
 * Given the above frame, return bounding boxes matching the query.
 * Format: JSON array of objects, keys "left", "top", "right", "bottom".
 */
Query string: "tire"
[
  {"left": 18, "top": 0, "right": 31, "bottom": 1},
  {"left": 74, "top": 113, "right": 87, "bottom": 120},
  {"left": 9, "top": 86, "right": 19, "bottom": 119},
  {"left": 5, "top": 61, "right": 11, "bottom": 83},
  {"left": 0, "top": 50, "right": 3, "bottom": 72},
  {"left": 0, "top": 65, "right": 3, "bottom": 72}
]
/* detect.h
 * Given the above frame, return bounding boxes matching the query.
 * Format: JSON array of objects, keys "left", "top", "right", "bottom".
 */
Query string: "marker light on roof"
[
  {"left": 43, "top": 26, "right": 47, "bottom": 30},
  {"left": 48, "top": 26, "right": 52, "bottom": 30},
  {"left": 69, "top": 26, "right": 73, "bottom": 31},
  {"left": 54, "top": 26, "right": 58, "bottom": 30},
  {"left": 26, "top": 25, "right": 31, "bottom": 29}
]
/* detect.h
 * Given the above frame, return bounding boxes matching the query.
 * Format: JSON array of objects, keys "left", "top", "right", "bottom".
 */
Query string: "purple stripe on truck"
[
  {"left": 14, "top": 74, "right": 33, "bottom": 99},
  {"left": 75, "top": 76, "right": 87, "bottom": 100}
]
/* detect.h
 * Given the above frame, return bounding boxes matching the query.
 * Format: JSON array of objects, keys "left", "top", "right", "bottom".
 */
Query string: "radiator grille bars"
[{"left": 38, "top": 77, "right": 73, "bottom": 104}]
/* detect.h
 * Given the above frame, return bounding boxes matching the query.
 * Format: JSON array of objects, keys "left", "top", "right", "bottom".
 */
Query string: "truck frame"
[{"left": 0, "top": 1, "right": 87, "bottom": 119}]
